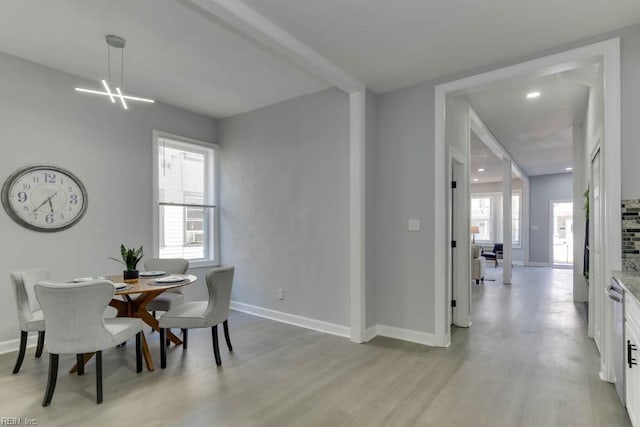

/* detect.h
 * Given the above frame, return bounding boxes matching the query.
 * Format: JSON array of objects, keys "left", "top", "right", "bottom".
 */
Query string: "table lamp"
[{"left": 470, "top": 225, "right": 480, "bottom": 243}]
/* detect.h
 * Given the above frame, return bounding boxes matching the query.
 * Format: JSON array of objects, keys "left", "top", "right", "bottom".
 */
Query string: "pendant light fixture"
[{"left": 75, "top": 35, "right": 154, "bottom": 109}]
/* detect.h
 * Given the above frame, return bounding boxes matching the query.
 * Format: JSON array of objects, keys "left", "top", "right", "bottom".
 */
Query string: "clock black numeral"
[
  {"left": 32, "top": 177, "right": 40, "bottom": 183},
  {"left": 44, "top": 172, "right": 56, "bottom": 183},
  {"left": 45, "top": 213, "right": 54, "bottom": 224},
  {"left": 69, "top": 194, "right": 78, "bottom": 205},
  {"left": 22, "top": 184, "right": 31, "bottom": 190},
  {"left": 17, "top": 192, "right": 28, "bottom": 203}
]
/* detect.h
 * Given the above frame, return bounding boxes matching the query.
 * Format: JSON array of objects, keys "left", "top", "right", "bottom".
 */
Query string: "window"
[
  {"left": 512, "top": 192, "right": 521, "bottom": 247},
  {"left": 471, "top": 196, "right": 492, "bottom": 242},
  {"left": 153, "top": 132, "right": 218, "bottom": 266}
]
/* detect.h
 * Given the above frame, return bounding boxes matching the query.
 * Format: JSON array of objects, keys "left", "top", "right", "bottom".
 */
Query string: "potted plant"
[{"left": 109, "top": 244, "right": 144, "bottom": 282}]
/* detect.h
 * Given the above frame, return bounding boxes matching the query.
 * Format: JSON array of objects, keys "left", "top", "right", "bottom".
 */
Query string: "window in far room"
[{"left": 471, "top": 196, "right": 492, "bottom": 242}]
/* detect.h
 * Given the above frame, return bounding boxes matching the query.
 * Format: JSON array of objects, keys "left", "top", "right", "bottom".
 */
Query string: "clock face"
[{"left": 1, "top": 165, "right": 88, "bottom": 232}]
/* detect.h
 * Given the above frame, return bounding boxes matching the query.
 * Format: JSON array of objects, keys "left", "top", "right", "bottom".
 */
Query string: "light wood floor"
[{"left": 0, "top": 267, "right": 631, "bottom": 426}]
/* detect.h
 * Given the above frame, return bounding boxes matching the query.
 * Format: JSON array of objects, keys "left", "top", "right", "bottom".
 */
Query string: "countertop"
[{"left": 612, "top": 270, "right": 640, "bottom": 304}]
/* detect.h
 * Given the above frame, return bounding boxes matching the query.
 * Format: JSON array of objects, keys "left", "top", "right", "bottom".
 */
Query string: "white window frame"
[
  {"left": 471, "top": 194, "right": 493, "bottom": 243},
  {"left": 510, "top": 190, "right": 522, "bottom": 248},
  {"left": 152, "top": 130, "right": 220, "bottom": 268},
  {"left": 471, "top": 189, "right": 522, "bottom": 248}
]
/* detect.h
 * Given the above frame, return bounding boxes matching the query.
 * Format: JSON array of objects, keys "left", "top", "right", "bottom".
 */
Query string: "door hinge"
[
  {"left": 451, "top": 299, "right": 457, "bottom": 308},
  {"left": 451, "top": 181, "right": 457, "bottom": 189},
  {"left": 451, "top": 240, "right": 457, "bottom": 248}
]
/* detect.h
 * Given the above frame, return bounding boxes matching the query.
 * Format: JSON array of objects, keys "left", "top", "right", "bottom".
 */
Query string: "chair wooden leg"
[
  {"left": 13, "top": 331, "right": 28, "bottom": 374},
  {"left": 211, "top": 325, "right": 221, "bottom": 366},
  {"left": 223, "top": 319, "right": 233, "bottom": 352},
  {"left": 135, "top": 332, "right": 142, "bottom": 373},
  {"left": 42, "top": 353, "right": 59, "bottom": 407},
  {"left": 182, "top": 329, "right": 188, "bottom": 350},
  {"left": 35, "top": 331, "right": 45, "bottom": 358},
  {"left": 96, "top": 351, "right": 103, "bottom": 404},
  {"left": 160, "top": 328, "right": 167, "bottom": 369},
  {"left": 77, "top": 354, "right": 84, "bottom": 375}
]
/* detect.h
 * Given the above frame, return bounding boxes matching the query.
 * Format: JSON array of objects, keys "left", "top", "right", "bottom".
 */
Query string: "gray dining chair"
[
  {"left": 144, "top": 258, "right": 189, "bottom": 315},
  {"left": 158, "top": 265, "right": 234, "bottom": 368},
  {"left": 35, "top": 280, "right": 143, "bottom": 406},
  {"left": 10, "top": 267, "right": 49, "bottom": 374}
]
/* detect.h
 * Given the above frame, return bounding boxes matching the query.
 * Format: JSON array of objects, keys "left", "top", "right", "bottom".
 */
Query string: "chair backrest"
[
  {"left": 143, "top": 258, "right": 189, "bottom": 294},
  {"left": 34, "top": 281, "right": 116, "bottom": 354},
  {"left": 203, "top": 265, "right": 234, "bottom": 327},
  {"left": 10, "top": 267, "right": 50, "bottom": 329},
  {"left": 493, "top": 243, "right": 504, "bottom": 253}
]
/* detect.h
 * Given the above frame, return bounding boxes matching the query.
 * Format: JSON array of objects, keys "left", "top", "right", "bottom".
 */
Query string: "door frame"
[
  {"left": 433, "top": 37, "right": 621, "bottom": 384},
  {"left": 448, "top": 146, "right": 470, "bottom": 328},
  {"left": 549, "top": 199, "right": 574, "bottom": 268}
]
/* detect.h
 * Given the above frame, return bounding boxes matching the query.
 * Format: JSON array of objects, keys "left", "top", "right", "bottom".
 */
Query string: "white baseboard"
[
  {"left": 0, "top": 333, "right": 39, "bottom": 355},
  {"left": 364, "top": 325, "right": 378, "bottom": 342},
  {"left": 512, "top": 260, "right": 525, "bottom": 266},
  {"left": 230, "top": 300, "right": 351, "bottom": 338},
  {"left": 230, "top": 301, "right": 442, "bottom": 347},
  {"left": 363, "top": 324, "right": 441, "bottom": 346},
  {"left": 528, "top": 262, "right": 551, "bottom": 267}
]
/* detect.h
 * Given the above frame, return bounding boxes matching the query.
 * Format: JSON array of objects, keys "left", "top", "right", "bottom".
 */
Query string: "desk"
[{"left": 73, "top": 274, "right": 197, "bottom": 373}]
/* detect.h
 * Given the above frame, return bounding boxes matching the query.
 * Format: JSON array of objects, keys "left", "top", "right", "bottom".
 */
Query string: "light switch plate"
[{"left": 408, "top": 219, "right": 420, "bottom": 231}]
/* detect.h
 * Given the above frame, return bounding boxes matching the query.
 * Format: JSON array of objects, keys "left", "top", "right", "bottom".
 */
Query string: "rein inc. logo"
[{"left": 1, "top": 418, "right": 38, "bottom": 425}]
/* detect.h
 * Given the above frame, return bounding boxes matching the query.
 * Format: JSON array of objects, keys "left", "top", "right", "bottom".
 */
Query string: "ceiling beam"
[{"left": 190, "top": 0, "right": 364, "bottom": 94}]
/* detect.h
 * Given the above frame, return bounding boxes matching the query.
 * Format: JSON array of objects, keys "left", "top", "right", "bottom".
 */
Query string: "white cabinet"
[{"left": 626, "top": 296, "right": 640, "bottom": 426}]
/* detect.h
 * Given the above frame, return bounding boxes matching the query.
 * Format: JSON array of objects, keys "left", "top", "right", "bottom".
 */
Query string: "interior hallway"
[{"left": 0, "top": 267, "right": 630, "bottom": 426}]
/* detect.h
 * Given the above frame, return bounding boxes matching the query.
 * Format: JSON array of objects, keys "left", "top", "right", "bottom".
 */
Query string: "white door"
[{"left": 590, "top": 148, "right": 602, "bottom": 351}]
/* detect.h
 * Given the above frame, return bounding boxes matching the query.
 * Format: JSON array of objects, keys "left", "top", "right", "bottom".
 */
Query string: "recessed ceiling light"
[
  {"left": 526, "top": 91, "right": 541, "bottom": 99},
  {"left": 473, "top": 178, "right": 479, "bottom": 182},
  {"left": 566, "top": 167, "right": 573, "bottom": 171},
  {"left": 477, "top": 168, "right": 485, "bottom": 172}
]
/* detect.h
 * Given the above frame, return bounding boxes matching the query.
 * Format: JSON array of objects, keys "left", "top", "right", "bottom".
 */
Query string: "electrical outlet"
[
  {"left": 408, "top": 219, "right": 420, "bottom": 231},
  {"left": 277, "top": 289, "right": 285, "bottom": 300}
]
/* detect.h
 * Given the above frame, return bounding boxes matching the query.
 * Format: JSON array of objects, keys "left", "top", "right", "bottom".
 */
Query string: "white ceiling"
[
  {"left": 0, "top": 0, "right": 328, "bottom": 118},
  {"left": 240, "top": 0, "right": 640, "bottom": 93},
  {"left": 470, "top": 133, "right": 503, "bottom": 184},
  {"left": 0, "top": 1, "right": 636, "bottom": 120},
  {"left": 466, "top": 70, "right": 592, "bottom": 177}
]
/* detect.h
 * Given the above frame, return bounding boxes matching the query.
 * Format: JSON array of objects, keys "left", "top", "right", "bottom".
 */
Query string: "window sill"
[{"left": 187, "top": 260, "right": 220, "bottom": 269}]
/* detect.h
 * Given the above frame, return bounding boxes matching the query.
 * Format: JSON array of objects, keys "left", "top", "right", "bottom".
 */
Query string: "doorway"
[
  {"left": 434, "top": 38, "right": 621, "bottom": 385},
  {"left": 552, "top": 201, "right": 574, "bottom": 266}
]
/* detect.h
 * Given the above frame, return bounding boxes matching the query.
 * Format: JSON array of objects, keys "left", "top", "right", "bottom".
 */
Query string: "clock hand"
[
  {"left": 32, "top": 192, "right": 58, "bottom": 214},
  {"left": 48, "top": 197, "right": 54, "bottom": 213}
]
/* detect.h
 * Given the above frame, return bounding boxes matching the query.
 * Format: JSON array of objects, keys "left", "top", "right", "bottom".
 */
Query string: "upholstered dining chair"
[
  {"left": 10, "top": 267, "right": 49, "bottom": 374},
  {"left": 35, "top": 280, "right": 143, "bottom": 406},
  {"left": 144, "top": 258, "right": 189, "bottom": 316},
  {"left": 158, "top": 265, "right": 234, "bottom": 368}
]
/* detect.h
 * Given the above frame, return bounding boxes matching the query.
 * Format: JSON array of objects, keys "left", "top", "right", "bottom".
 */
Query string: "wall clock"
[{"left": 1, "top": 165, "right": 88, "bottom": 232}]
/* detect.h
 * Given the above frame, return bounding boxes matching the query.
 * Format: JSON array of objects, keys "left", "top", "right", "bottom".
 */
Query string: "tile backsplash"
[{"left": 622, "top": 199, "right": 640, "bottom": 271}]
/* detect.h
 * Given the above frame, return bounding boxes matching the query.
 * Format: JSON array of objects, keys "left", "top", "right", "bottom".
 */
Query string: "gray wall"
[
  {"left": 219, "top": 88, "right": 350, "bottom": 327},
  {"left": 373, "top": 22, "right": 640, "bottom": 335},
  {"left": 524, "top": 174, "right": 573, "bottom": 264},
  {"left": 0, "top": 52, "right": 217, "bottom": 344},
  {"left": 374, "top": 82, "right": 435, "bottom": 333}
]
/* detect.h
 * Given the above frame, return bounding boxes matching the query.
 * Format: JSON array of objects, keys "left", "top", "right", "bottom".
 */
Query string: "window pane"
[
  {"left": 512, "top": 193, "right": 520, "bottom": 244},
  {"left": 158, "top": 142, "right": 207, "bottom": 204},
  {"left": 471, "top": 197, "right": 492, "bottom": 241},
  {"left": 159, "top": 205, "right": 214, "bottom": 260}
]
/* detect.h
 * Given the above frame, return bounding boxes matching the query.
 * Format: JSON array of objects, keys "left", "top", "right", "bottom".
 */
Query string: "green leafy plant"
[{"left": 109, "top": 244, "right": 144, "bottom": 271}]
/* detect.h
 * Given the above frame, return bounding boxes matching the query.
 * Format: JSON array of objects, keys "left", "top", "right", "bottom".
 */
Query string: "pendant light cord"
[
  {"left": 107, "top": 43, "right": 111, "bottom": 83},
  {"left": 121, "top": 46, "right": 124, "bottom": 89}
]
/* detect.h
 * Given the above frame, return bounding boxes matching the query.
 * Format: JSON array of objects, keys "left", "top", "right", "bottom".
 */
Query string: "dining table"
[{"left": 71, "top": 273, "right": 197, "bottom": 372}]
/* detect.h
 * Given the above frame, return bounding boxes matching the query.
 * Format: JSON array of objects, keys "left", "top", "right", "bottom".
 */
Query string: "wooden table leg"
[
  {"left": 138, "top": 310, "right": 183, "bottom": 346},
  {"left": 140, "top": 332, "right": 154, "bottom": 371}
]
